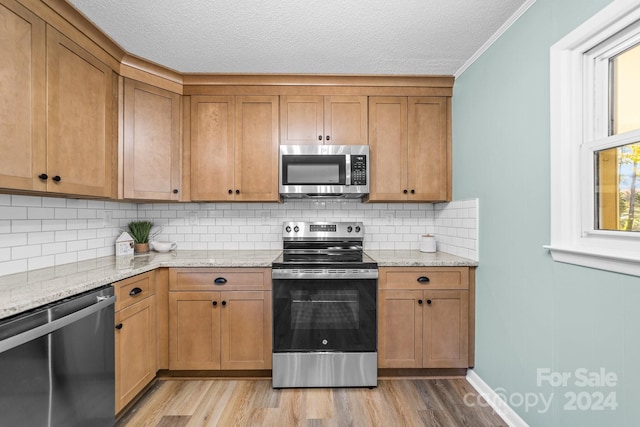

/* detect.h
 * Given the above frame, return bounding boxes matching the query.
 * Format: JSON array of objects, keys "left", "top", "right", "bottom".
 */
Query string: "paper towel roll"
[{"left": 419, "top": 235, "right": 436, "bottom": 252}]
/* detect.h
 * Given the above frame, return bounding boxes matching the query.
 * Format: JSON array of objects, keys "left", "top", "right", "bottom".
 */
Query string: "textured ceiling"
[{"left": 66, "top": 0, "right": 528, "bottom": 75}]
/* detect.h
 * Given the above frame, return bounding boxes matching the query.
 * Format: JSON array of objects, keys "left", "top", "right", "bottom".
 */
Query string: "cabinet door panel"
[
  {"left": 324, "top": 96, "right": 368, "bottom": 145},
  {"left": 169, "top": 291, "right": 221, "bottom": 370},
  {"left": 115, "top": 296, "right": 156, "bottom": 413},
  {"left": 422, "top": 290, "right": 468, "bottom": 368},
  {"left": 378, "top": 290, "right": 422, "bottom": 368},
  {"left": 368, "top": 97, "right": 407, "bottom": 201},
  {"left": 46, "top": 27, "right": 113, "bottom": 197},
  {"left": 0, "top": 1, "right": 45, "bottom": 191},
  {"left": 221, "top": 291, "right": 272, "bottom": 370},
  {"left": 124, "top": 79, "right": 181, "bottom": 200},
  {"left": 280, "top": 95, "right": 323, "bottom": 145},
  {"left": 190, "top": 96, "right": 235, "bottom": 200},
  {"left": 235, "top": 96, "right": 279, "bottom": 201},
  {"left": 408, "top": 97, "right": 449, "bottom": 201}
]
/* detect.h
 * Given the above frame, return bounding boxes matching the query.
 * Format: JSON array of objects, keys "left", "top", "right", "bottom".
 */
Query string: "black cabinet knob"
[
  {"left": 228, "top": 189, "right": 233, "bottom": 194},
  {"left": 326, "top": 135, "right": 330, "bottom": 141},
  {"left": 403, "top": 189, "right": 408, "bottom": 194},
  {"left": 235, "top": 189, "right": 240, "bottom": 194},
  {"left": 318, "top": 135, "right": 323, "bottom": 141},
  {"left": 115, "top": 323, "right": 123, "bottom": 330},
  {"left": 411, "top": 189, "right": 415, "bottom": 194},
  {"left": 418, "top": 299, "right": 423, "bottom": 305},
  {"left": 52, "top": 175, "right": 61, "bottom": 182},
  {"left": 426, "top": 299, "right": 432, "bottom": 305},
  {"left": 212, "top": 301, "right": 218, "bottom": 306},
  {"left": 214, "top": 277, "right": 227, "bottom": 285},
  {"left": 38, "top": 173, "right": 48, "bottom": 180},
  {"left": 129, "top": 287, "right": 142, "bottom": 296},
  {"left": 221, "top": 300, "right": 227, "bottom": 306},
  {"left": 417, "top": 276, "right": 430, "bottom": 283},
  {"left": 173, "top": 189, "right": 179, "bottom": 194}
]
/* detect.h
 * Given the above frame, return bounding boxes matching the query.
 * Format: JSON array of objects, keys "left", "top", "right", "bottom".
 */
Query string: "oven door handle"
[{"left": 272, "top": 269, "right": 378, "bottom": 280}]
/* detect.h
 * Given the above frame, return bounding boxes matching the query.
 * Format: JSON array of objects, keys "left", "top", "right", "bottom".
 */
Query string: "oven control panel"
[{"left": 283, "top": 221, "right": 364, "bottom": 240}]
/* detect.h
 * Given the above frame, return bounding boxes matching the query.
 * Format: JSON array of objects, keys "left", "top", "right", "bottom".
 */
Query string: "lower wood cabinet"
[
  {"left": 378, "top": 267, "right": 472, "bottom": 369},
  {"left": 168, "top": 268, "right": 272, "bottom": 370},
  {"left": 113, "top": 271, "right": 157, "bottom": 414}
]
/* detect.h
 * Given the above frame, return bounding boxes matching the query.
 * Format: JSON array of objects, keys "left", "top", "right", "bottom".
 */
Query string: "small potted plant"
[{"left": 125, "top": 220, "right": 155, "bottom": 254}]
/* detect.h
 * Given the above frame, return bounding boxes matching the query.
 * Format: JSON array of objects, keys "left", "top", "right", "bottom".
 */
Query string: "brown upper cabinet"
[
  {"left": 0, "top": 0, "right": 46, "bottom": 193},
  {"left": 123, "top": 79, "right": 182, "bottom": 200},
  {"left": 0, "top": 2, "right": 114, "bottom": 198},
  {"left": 189, "top": 95, "right": 279, "bottom": 201},
  {"left": 280, "top": 95, "right": 368, "bottom": 145},
  {"left": 368, "top": 96, "right": 451, "bottom": 202},
  {"left": 46, "top": 27, "right": 115, "bottom": 198}
]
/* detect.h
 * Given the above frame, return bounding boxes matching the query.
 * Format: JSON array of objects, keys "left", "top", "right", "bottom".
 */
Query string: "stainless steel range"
[{"left": 271, "top": 221, "right": 378, "bottom": 388}]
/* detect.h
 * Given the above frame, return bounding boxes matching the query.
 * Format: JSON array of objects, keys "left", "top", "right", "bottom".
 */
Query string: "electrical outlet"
[
  {"left": 382, "top": 211, "right": 395, "bottom": 225},
  {"left": 188, "top": 211, "right": 199, "bottom": 225},
  {"left": 260, "top": 211, "right": 271, "bottom": 225},
  {"left": 103, "top": 210, "right": 112, "bottom": 226}
]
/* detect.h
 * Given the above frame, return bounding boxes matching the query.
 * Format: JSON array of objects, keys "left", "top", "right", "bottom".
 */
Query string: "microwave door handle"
[{"left": 345, "top": 154, "right": 351, "bottom": 185}]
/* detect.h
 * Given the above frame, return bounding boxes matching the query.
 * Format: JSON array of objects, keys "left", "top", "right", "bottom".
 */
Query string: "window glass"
[
  {"left": 610, "top": 43, "right": 640, "bottom": 135},
  {"left": 595, "top": 142, "right": 640, "bottom": 231}
]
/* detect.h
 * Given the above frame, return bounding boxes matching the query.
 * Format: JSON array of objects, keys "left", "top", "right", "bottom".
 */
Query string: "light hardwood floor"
[{"left": 116, "top": 378, "right": 506, "bottom": 427}]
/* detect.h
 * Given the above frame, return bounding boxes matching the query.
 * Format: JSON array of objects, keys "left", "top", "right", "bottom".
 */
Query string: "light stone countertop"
[
  {"left": 365, "top": 250, "right": 478, "bottom": 267},
  {"left": 0, "top": 249, "right": 477, "bottom": 320}
]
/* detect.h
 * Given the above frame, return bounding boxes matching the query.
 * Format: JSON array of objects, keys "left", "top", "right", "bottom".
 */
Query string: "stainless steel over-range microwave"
[{"left": 279, "top": 145, "right": 370, "bottom": 199}]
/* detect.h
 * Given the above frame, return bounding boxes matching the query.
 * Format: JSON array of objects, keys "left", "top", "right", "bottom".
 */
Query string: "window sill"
[{"left": 544, "top": 245, "right": 640, "bottom": 277}]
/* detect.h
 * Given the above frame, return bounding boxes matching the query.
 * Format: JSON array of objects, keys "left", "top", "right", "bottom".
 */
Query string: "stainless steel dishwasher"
[{"left": 0, "top": 285, "right": 116, "bottom": 427}]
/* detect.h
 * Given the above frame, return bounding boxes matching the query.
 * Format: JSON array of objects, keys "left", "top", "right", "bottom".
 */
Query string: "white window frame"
[{"left": 547, "top": 0, "right": 640, "bottom": 277}]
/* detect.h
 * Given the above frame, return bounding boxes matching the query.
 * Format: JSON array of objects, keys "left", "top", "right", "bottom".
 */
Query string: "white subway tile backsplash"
[
  {"left": 0, "top": 207, "right": 27, "bottom": 220},
  {"left": 0, "top": 195, "right": 479, "bottom": 276}
]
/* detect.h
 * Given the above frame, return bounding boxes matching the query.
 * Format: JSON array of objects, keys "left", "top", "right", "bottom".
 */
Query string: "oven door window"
[
  {"left": 282, "top": 155, "right": 346, "bottom": 185},
  {"left": 272, "top": 279, "right": 376, "bottom": 352}
]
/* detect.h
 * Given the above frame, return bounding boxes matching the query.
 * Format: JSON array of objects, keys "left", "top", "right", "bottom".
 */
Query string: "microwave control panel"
[{"left": 350, "top": 155, "right": 367, "bottom": 185}]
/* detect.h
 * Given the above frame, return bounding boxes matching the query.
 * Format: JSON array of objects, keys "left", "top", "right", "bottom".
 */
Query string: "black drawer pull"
[
  {"left": 214, "top": 277, "right": 227, "bottom": 285},
  {"left": 38, "top": 173, "right": 48, "bottom": 180},
  {"left": 418, "top": 299, "right": 423, "bottom": 305},
  {"left": 212, "top": 301, "right": 218, "bottom": 306},
  {"left": 115, "top": 323, "right": 123, "bottom": 330},
  {"left": 417, "top": 276, "right": 430, "bottom": 283},
  {"left": 221, "top": 300, "right": 227, "bottom": 306},
  {"left": 426, "top": 299, "right": 432, "bottom": 305},
  {"left": 129, "top": 287, "right": 142, "bottom": 296},
  {"left": 52, "top": 175, "right": 61, "bottom": 182}
]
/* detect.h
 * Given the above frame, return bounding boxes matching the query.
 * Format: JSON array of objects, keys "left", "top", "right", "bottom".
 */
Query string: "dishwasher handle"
[{"left": 0, "top": 294, "right": 116, "bottom": 354}]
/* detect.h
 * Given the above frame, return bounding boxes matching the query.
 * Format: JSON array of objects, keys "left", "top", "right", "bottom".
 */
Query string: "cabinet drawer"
[
  {"left": 114, "top": 271, "right": 155, "bottom": 311},
  {"left": 169, "top": 268, "right": 271, "bottom": 291},
  {"left": 379, "top": 267, "right": 469, "bottom": 290}
]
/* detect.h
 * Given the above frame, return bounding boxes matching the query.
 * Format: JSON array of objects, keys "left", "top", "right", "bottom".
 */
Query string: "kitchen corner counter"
[
  {"left": 366, "top": 250, "right": 478, "bottom": 267},
  {"left": 0, "top": 250, "right": 281, "bottom": 320}
]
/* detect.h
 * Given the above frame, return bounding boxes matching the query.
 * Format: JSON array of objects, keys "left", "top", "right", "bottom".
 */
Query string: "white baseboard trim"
[{"left": 466, "top": 369, "right": 530, "bottom": 427}]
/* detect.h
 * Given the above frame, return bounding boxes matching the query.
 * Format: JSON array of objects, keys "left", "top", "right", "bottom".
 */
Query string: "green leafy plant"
[{"left": 125, "top": 220, "right": 155, "bottom": 244}]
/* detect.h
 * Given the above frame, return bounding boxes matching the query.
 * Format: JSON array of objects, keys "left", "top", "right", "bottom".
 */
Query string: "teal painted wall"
[{"left": 452, "top": 0, "right": 640, "bottom": 425}]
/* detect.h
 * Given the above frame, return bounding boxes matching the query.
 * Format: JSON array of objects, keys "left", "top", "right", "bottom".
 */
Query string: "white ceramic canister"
[{"left": 419, "top": 234, "right": 437, "bottom": 253}]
